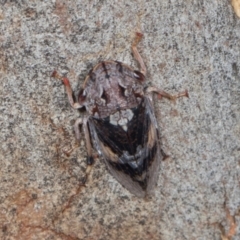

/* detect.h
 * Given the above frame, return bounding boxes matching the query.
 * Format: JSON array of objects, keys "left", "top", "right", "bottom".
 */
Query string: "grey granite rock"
[{"left": 0, "top": 1, "right": 239, "bottom": 239}]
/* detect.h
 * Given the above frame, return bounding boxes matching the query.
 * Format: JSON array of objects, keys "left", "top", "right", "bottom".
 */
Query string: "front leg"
[
  {"left": 132, "top": 32, "right": 147, "bottom": 76},
  {"left": 146, "top": 86, "right": 189, "bottom": 102},
  {"left": 51, "top": 70, "right": 83, "bottom": 109}
]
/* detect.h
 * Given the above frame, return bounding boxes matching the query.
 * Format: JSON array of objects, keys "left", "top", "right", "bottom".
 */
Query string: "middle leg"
[
  {"left": 74, "top": 117, "right": 95, "bottom": 184},
  {"left": 74, "top": 117, "right": 94, "bottom": 165}
]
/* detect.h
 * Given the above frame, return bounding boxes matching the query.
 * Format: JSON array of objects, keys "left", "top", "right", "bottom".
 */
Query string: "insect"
[{"left": 52, "top": 33, "right": 188, "bottom": 198}]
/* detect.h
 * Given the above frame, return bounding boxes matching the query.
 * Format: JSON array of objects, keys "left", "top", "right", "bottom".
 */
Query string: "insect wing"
[{"left": 88, "top": 97, "right": 162, "bottom": 198}]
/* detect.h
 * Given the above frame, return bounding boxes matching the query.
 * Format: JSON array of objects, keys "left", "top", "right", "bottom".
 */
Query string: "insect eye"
[
  {"left": 78, "top": 88, "right": 86, "bottom": 104},
  {"left": 134, "top": 70, "right": 145, "bottom": 82}
]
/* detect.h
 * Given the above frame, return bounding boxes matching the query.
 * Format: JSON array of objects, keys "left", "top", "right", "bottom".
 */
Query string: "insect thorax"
[{"left": 81, "top": 61, "right": 144, "bottom": 119}]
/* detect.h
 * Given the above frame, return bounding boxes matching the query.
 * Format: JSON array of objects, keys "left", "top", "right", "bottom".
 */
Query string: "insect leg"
[
  {"left": 132, "top": 32, "right": 147, "bottom": 76},
  {"left": 146, "top": 86, "right": 189, "bottom": 102},
  {"left": 51, "top": 70, "right": 82, "bottom": 109},
  {"left": 82, "top": 117, "right": 94, "bottom": 166},
  {"left": 74, "top": 118, "right": 83, "bottom": 141},
  {"left": 74, "top": 117, "right": 94, "bottom": 165},
  {"left": 74, "top": 117, "right": 94, "bottom": 184}
]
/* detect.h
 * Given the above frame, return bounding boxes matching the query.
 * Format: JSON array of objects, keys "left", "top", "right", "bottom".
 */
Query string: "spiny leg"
[
  {"left": 146, "top": 86, "right": 189, "bottom": 102},
  {"left": 146, "top": 87, "right": 188, "bottom": 166},
  {"left": 51, "top": 70, "right": 82, "bottom": 109},
  {"left": 132, "top": 32, "right": 147, "bottom": 76}
]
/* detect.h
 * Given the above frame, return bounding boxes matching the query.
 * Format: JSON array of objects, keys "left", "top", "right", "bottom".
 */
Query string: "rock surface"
[{"left": 0, "top": 1, "right": 239, "bottom": 239}]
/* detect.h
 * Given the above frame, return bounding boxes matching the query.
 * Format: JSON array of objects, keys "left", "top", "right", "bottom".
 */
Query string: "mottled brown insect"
[{"left": 52, "top": 33, "right": 188, "bottom": 198}]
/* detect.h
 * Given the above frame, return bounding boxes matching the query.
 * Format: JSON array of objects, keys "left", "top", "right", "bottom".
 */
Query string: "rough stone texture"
[{"left": 0, "top": 1, "right": 240, "bottom": 239}]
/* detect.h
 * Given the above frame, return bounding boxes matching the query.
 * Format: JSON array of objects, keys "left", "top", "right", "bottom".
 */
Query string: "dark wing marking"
[{"left": 88, "top": 97, "right": 162, "bottom": 198}]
